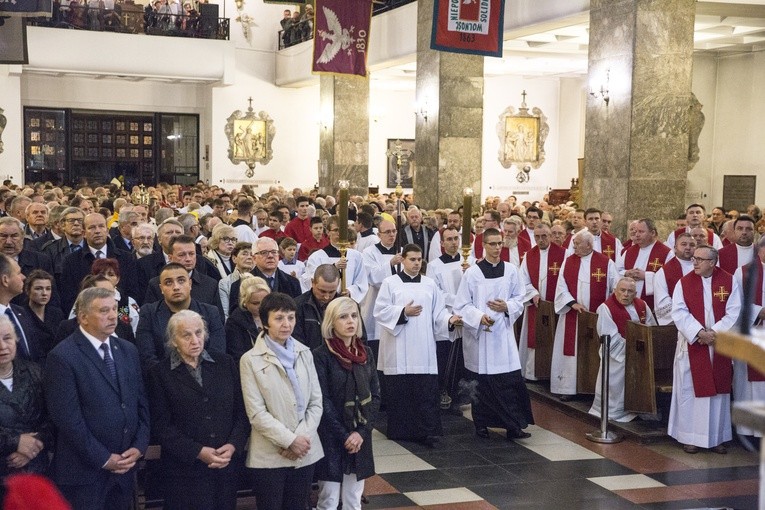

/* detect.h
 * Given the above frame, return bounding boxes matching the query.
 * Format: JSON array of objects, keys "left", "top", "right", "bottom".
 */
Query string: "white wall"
[
  {"left": 0, "top": 66, "right": 23, "bottom": 184},
  {"left": 369, "top": 87, "right": 415, "bottom": 193}
]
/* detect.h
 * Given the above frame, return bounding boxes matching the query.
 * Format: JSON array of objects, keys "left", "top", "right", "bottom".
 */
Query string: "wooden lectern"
[
  {"left": 533, "top": 300, "right": 557, "bottom": 380},
  {"left": 624, "top": 323, "right": 677, "bottom": 415},
  {"left": 576, "top": 311, "right": 600, "bottom": 395}
]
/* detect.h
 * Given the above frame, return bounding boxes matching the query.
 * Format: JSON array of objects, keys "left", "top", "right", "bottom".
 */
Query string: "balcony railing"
[{"left": 27, "top": 2, "right": 229, "bottom": 40}]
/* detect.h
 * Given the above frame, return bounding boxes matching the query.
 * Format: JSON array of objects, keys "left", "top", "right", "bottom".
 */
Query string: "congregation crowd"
[{"left": 0, "top": 179, "right": 761, "bottom": 510}]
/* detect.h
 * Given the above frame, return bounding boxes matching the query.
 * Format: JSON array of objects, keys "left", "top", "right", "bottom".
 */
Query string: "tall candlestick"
[
  {"left": 462, "top": 188, "right": 473, "bottom": 247},
  {"left": 338, "top": 180, "right": 349, "bottom": 241}
]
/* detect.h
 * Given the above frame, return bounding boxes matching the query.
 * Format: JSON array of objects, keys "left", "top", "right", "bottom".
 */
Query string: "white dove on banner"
[{"left": 316, "top": 6, "right": 356, "bottom": 63}]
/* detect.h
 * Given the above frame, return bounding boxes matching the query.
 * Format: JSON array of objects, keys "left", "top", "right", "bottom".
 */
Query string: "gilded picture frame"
[
  {"left": 225, "top": 106, "right": 275, "bottom": 177},
  {"left": 496, "top": 101, "right": 548, "bottom": 170}
]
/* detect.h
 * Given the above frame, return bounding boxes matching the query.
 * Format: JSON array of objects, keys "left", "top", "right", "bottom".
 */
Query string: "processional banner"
[
  {"left": 312, "top": 0, "right": 371, "bottom": 77},
  {"left": 431, "top": 0, "right": 505, "bottom": 57}
]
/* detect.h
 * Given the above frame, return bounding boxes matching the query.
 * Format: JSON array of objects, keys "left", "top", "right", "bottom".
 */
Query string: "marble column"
[
  {"left": 318, "top": 75, "right": 369, "bottom": 196},
  {"left": 414, "top": 0, "right": 483, "bottom": 210},
  {"left": 583, "top": 0, "right": 695, "bottom": 239}
]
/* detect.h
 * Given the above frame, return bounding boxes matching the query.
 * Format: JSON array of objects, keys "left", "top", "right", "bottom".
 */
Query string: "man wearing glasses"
[
  {"left": 229, "top": 238, "right": 302, "bottom": 311},
  {"left": 42, "top": 207, "right": 86, "bottom": 277},
  {"left": 669, "top": 246, "right": 740, "bottom": 454}
]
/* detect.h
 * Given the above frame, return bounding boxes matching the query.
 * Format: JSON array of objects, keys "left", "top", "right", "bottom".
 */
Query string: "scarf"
[
  {"left": 264, "top": 335, "right": 306, "bottom": 417},
  {"left": 326, "top": 336, "right": 373, "bottom": 432}
]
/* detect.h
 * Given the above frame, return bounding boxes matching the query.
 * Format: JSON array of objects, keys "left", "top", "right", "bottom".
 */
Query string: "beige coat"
[{"left": 240, "top": 333, "right": 324, "bottom": 469}]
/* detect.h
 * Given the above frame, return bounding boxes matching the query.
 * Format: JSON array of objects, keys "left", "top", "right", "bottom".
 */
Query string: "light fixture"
[{"left": 589, "top": 69, "right": 610, "bottom": 106}]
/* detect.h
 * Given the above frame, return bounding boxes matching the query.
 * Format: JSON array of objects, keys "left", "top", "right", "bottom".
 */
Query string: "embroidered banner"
[
  {"left": 0, "top": 0, "right": 51, "bottom": 17},
  {"left": 431, "top": 0, "right": 505, "bottom": 57},
  {"left": 312, "top": 0, "right": 371, "bottom": 77}
]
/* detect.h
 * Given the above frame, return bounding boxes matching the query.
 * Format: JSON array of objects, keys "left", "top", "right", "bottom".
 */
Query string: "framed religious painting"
[
  {"left": 386, "top": 138, "right": 415, "bottom": 189},
  {"left": 224, "top": 102, "right": 275, "bottom": 178},
  {"left": 496, "top": 92, "right": 549, "bottom": 182}
]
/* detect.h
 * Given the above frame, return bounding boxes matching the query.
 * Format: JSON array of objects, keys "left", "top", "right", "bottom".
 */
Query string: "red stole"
[
  {"left": 722, "top": 238, "right": 732, "bottom": 247},
  {"left": 661, "top": 257, "right": 686, "bottom": 296},
  {"left": 680, "top": 268, "right": 733, "bottom": 397},
  {"left": 518, "top": 228, "right": 531, "bottom": 246},
  {"left": 717, "top": 243, "right": 740, "bottom": 275},
  {"left": 562, "top": 252, "right": 610, "bottom": 356},
  {"left": 518, "top": 235, "right": 531, "bottom": 263},
  {"left": 604, "top": 295, "right": 648, "bottom": 338},
  {"left": 741, "top": 262, "right": 765, "bottom": 381},
  {"left": 474, "top": 233, "right": 484, "bottom": 260},
  {"left": 599, "top": 231, "right": 618, "bottom": 261},
  {"left": 525, "top": 244, "right": 566, "bottom": 348},
  {"left": 621, "top": 239, "right": 633, "bottom": 255},
  {"left": 622, "top": 242, "right": 671, "bottom": 308},
  {"left": 675, "top": 226, "right": 714, "bottom": 246}
]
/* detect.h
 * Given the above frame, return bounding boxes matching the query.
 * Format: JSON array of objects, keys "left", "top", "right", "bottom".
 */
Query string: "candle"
[
  {"left": 462, "top": 188, "right": 473, "bottom": 247},
  {"left": 338, "top": 180, "right": 349, "bottom": 242}
]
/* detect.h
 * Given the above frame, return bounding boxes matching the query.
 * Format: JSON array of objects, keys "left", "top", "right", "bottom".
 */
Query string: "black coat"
[
  {"left": 137, "top": 253, "right": 221, "bottom": 305},
  {"left": 224, "top": 307, "right": 259, "bottom": 365},
  {"left": 13, "top": 249, "right": 61, "bottom": 310},
  {"left": 293, "top": 290, "right": 327, "bottom": 350},
  {"left": 21, "top": 303, "right": 65, "bottom": 356},
  {"left": 312, "top": 344, "right": 379, "bottom": 482},
  {"left": 228, "top": 268, "right": 301, "bottom": 315},
  {"left": 0, "top": 358, "right": 54, "bottom": 477},
  {"left": 5, "top": 304, "right": 47, "bottom": 364},
  {"left": 147, "top": 351, "right": 248, "bottom": 478},
  {"left": 143, "top": 270, "right": 223, "bottom": 317}
]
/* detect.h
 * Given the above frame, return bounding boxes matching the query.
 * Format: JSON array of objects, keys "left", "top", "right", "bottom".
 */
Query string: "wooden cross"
[
  {"left": 592, "top": 267, "right": 606, "bottom": 282},
  {"left": 714, "top": 286, "right": 730, "bottom": 302},
  {"left": 549, "top": 262, "right": 560, "bottom": 276},
  {"left": 648, "top": 258, "right": 663, "bottom": 271},
  {"left": 247, "top": 97, "right": 253, "bottom": 110},
  {"left": 521, "top": 90, "right": 527, "bottom": 104},
  {"left": 602, "top": 245, "right": 614, "bottom": 259}
]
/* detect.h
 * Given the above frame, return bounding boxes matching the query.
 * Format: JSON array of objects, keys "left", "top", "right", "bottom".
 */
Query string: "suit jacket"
[
  {"left": 143, "top": 270, "right": 223, "bottom": 316},
  {"left": 135, "top": 299, "right": 226, "bottom": 374},
  {"left": 44, "top": 331, "right": 150, "bottom": 495},
  {"left": 112, "top": 234, "right": 133, "bottom": 255},
  {"left": 137, "top": 252, "right": 220, "bottom": 305},
  {"left": 147, "top": 350, "right": 248, "bottom": 477},
  {"left": 41, "top": 236, "right": 84, "bottom": 279},
  {"left": 13, "top": 249, "right": 61, "bottom": 310},
  {"left": 228, "top": 268, "right": 301, "bottom": 315},
  {"left": 57, "top": 239, "right": 140, "bottom": 313},
  {"left": 5, "top": 303, "right": 46, "bottom": 363},
  {"left": 28, "top": 231, "right": 55, "bottom": 252}
]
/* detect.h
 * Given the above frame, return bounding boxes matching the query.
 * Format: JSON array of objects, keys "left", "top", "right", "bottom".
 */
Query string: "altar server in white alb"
[
  {"left": 518, "top": 223, "right": 566, "bottom": 380},
  {"left": 550, "top": 230, "right": 619, "bottom": 399},
  {"left": 303, "top": 216, "right": 368, "bottom": 304},
  {"left": 669, "top": 245, "right": 741, "bottom": 454},
  {"left": 733, "top": 235, "right": 765, "bottom": 444},
  {"left": 374, "top": 243, "right": 460, "bottom": 446},
  {"left": 454, "top": 228, "right": 534, "bottom": 440},
  {"left": 589, "top": 277, "right": 656, "bottom": 422},
  {"left": 425, "top": 225, "right": 466, "bottom": 408}
]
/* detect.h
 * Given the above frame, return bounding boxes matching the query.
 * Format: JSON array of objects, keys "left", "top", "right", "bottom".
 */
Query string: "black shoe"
[
  {"left": 559, "top": 394, "right": 575, "bottom": 402},
  {"left": 475, "top": 427, "right": 490, "bottom": 438},
  {"left": 506, "top": 429, "right": 531, "bottom": 440}
]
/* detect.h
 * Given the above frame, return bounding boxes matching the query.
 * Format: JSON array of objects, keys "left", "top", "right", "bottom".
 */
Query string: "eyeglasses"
[
  {"left": 328, "top": 228, "right": 339, "bottom": 233},
  {"left": 690, "top": 256, "right": 714, "bottom": 263},
  {"left": 221, "top": 237, "right": 237, "bottom": 243},
  {"left": 485, "top": 241, "right": 503, "bottom": 247},
  {"left": 63, "top": 218, "right": 84, "bottom": 224},
  {"left": 379, "top": 229, "right": 397, "bottom": 235},
  {"left": 255, "top": 250, "right": 279, "bottom": 257}
]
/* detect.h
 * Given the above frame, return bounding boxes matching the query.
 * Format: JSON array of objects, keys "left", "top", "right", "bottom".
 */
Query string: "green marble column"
[
  {"left": 414, "top": 0, "right": 483, "bottom": 210},
  {"left": 318, "top": 75, "right": 369, "bottom": 196},
  {"left": 583, "top": 0, "right": 695, "bottom": 239}
]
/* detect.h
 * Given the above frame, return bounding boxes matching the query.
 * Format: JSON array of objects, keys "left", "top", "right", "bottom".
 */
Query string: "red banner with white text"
[{"left": 431, "top": 0, "right": 505, "bottom": 57}]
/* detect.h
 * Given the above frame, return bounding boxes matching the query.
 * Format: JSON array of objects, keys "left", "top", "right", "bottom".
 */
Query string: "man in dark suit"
[
  {"left": 142, "top": 235, "right": 223, "bottom": 314},
  {"left": 227, "top": 237, "right": 301, "bottom": 314},
  {"left": 0, "top": 253, "right": 46, "bottom": 361},
  {"left": 111, "top": 209, "right": 139, "bottom": 254},
  {"left": 58, "top": 213, "right": 140, "bottom": 313},
  {"left": 41, "top": 207, "right": 86, "bottom": 279},
  {"left": 136, "top": 263, "right": 225, "bottom": 374},
  {"left": 293, "top": 263, "right": 339, "bottom": 349},
  {"left": 0, "top": 216, "right": 60, "bottom": 310},
  {"left": 44, "top": 286, "right": 150, "bottom": 509}
]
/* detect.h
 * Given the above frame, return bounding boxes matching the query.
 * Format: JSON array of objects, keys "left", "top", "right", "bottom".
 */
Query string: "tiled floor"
[{"left": 363, "top": 399, "right": 760, "bottom": 509}]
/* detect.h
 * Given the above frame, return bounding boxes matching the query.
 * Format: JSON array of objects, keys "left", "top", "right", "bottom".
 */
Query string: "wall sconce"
[
  {"left": 589, "top": 69, "right": 610, "bottom": 106},
  {"left": 415, "top": 99, "right": 429, "bottom": 122}
]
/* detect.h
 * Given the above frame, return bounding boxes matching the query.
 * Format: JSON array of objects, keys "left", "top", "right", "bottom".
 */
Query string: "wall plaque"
[{"left": 722, "top": 175, "right": 756, "bottom": 212}]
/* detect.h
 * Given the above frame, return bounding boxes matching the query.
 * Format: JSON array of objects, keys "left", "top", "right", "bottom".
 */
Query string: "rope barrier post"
[{"left": 587, "top": 334, "right": 623, "bottom": 444}]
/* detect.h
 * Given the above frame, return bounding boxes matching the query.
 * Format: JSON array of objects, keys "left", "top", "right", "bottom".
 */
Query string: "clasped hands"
[
  {"left": 280, "top": 435, "right": 311, "bottom": 461},
  {"left": 404, "top": 301, "right": 462, "bottom": 326},
  {"left": 7, "top": 433, "right": 43, "bottom": 470},
  {"left": 197, "top": 444, "right": 236, "bottom": 469},
  {"left": 104, "top": 447, "right": 143, "bottom": 474},
  {"left": 697, "top": 329, "right": 716, "bottom": 346}
]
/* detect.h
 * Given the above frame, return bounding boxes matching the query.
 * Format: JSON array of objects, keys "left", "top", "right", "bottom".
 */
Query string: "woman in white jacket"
[{"left": 240, "top": 292, "right": 324, "bottom": 510}]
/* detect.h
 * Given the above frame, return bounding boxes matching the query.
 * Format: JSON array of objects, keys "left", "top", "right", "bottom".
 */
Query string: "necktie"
[
  {"left": 4, "top": 309, "right": 29, "bottom": 358},
  {"left": 70, "top": 244, "right": 82, "bottom": 253},
  {"left": 95, "top": 250, "right": 103, "bottom": 259},
  {"left": 126, "top": 240, "right": 132, "bottom": 251},
  {"left": 267, "top": 276, "right": 275, "bottom": 289},
  {"left": 100, "top": 343, "right": 117, "bottom": 380}
]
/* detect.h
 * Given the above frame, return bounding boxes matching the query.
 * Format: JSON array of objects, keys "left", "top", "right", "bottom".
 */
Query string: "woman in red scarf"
[{"left": 313, "top": 297, "right": 380, "bottom": 510}]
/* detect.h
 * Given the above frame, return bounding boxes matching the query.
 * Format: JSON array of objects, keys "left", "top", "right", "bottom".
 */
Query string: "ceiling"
[{"left": 371, "top": 1, "right": 765, "bottom": 89}]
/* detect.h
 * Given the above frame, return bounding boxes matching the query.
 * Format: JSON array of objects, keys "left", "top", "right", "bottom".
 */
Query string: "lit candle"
[
  {"left": 462, "top": 188, "right": 473, "bottom": 247},
  {"left": 338, "top": 180, "right": 349, "bottom": 242}
]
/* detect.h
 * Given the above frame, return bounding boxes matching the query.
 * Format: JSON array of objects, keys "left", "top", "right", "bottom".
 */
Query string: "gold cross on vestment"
[
  {"left": 602, "top": 245, "right": 615, "bottom": 259},
  {"left": 549, "top": 262, "right": 560, "bottom": 276},
  {"left": 648, "top": 257, "right": 663, "bottom": 271},
  {"left": 713, "top": 286, "right": 730, "bottom": 302},
  {"left": 592, "top": 268, "right": 606, "bottom": 282}
]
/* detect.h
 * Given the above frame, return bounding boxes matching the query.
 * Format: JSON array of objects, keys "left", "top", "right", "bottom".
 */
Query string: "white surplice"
[
  {"left": 653, "top": 258, "right": 694, "bottom": 325},
  {"left": 425, "top": 254, "right": 464, "bottom": 342},
  {"left": 668, "top": 274, "right": 741, "bottom": 448},
  {"left": 302, "top": 247, "right": 369, "bottom": 304},
  {"left": 360, "top": 243, "right": 397, "bottom": 341}
]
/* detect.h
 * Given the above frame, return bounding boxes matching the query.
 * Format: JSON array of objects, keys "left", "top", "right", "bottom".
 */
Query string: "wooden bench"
[
  {"left": 624, "top": 322, "right": 677, "bottom": 414},
  {"left": 576, "top": 310, "right": 600, "bottom": 395},
  {"left": 533, "top": 300, "right": 556, "bottom": 380}
]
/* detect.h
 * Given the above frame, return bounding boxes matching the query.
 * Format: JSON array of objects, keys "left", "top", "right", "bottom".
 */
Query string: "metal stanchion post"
[{"left": 587, "top": 334, "right": 623, "bottom": 444}]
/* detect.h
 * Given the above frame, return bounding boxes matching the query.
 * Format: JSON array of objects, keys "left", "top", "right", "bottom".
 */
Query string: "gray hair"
[
  {"left": 0, "top": 315, "right": 17, "bottom": 343},
  {"left": 75, "top": 287, "right": 115, "bottom": 319},
  {"left": 573, "top": 229, "right": 594, "bottom": 246},
  {"left": 165, "top": 309, "right": 208, "bottom": 349}
]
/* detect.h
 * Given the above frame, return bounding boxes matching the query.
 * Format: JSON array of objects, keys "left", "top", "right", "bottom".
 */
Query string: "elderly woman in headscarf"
[{"left": 313, "top": 297, "right": 380, "bottom": 510}]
